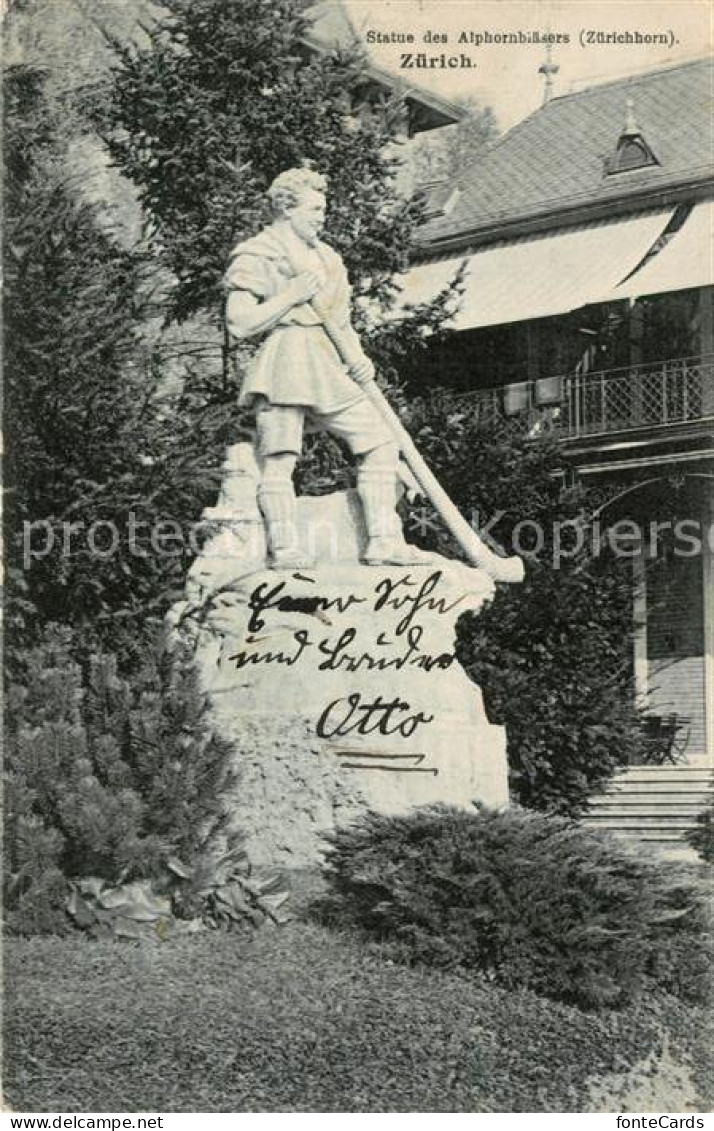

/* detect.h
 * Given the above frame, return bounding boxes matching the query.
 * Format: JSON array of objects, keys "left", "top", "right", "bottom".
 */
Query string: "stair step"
[
  {"left": 611, "top": 833, "right": 698, "bottom": 845},
  {"left": 585, "top": 825, "right": 696, "bottom": 841},
  {"left": 614, "top": 767, "right": 712, "bottom": 779},
  {"left": 609, "top": 783, "right": 712, "bottom": 792},
  {"left": 583, "top": 763, "right": 712, "bottom": 847},
  {"left": 623, "top": 772, "right": 712, "bottom": 777},
  {"left": 588, "top": 823, "right": 697, "bottom": 832},
  {"left": 588, "top": 802, "right": 706, "bottom": 815}
]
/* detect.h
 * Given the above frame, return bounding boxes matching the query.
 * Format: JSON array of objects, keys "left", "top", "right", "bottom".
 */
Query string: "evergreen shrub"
[
  {"left": 4, "top": 626, "right": 237, "bottom": 935},
  {"left": 318, "top": 805, "right": 711, "bottom": 1010}
]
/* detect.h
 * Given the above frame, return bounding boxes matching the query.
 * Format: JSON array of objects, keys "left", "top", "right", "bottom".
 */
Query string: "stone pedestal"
[{"left": 170, "top": 443, "right": 509, "bottom": 866}]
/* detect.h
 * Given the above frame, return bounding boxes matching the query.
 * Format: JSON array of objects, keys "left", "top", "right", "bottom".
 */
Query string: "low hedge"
[{"left": 317, "top": 805, "right": 712, "bottom": 1010}]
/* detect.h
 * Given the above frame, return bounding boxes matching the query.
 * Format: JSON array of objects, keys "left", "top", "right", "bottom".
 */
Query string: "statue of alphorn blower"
[{"left": 225, "top": 167, "right": 523, "bottom": 584}]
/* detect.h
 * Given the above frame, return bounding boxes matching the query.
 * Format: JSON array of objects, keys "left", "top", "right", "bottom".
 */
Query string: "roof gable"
[
  {"left": 418, "top": 59, "right": 713, "bottom": 247},
  {"left": 305, "top": 1, "right": 464, "bottom": 132}
]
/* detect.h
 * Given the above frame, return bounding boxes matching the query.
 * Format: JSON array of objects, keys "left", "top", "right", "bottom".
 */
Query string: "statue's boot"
[
  {"left": 358, "top": 467, "right": 434, "bottom": 566},
  {"left": 257, "top": 482, "right": 315, "bottom": 570}
]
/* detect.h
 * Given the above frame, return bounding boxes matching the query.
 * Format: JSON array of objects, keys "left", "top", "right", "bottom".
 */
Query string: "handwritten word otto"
[{"left": 316, "top": 693, "right": 434, "bottom": 740}]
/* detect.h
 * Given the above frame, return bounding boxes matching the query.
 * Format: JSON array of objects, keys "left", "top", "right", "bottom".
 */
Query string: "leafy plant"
[
  {"left": 66, "top": 841, "right": 290, "bottom": 940},
  {"left": 166, "top": 840, "right": 291, "bottom": 930},
  {"left": 317, "top": 805, "right": 711, "bottom": 1010},
  {"left": 67, "top": 878, "right": 178, "bottom": 941}
]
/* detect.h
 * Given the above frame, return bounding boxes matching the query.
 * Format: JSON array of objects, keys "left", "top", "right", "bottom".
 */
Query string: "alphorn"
[{"left": 305, "top": 292, "right": 524, "bottom": 584}]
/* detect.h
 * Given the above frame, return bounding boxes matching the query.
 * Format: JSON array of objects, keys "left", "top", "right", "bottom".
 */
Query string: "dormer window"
[
  {"left": 614, "top": 134, "right": 656, "bottom": 171},
  {"left": 605, "top": 98, "right": 660, "bottom": 175}
]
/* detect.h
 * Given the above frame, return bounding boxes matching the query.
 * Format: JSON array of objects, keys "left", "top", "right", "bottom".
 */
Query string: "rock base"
[{"left": 170, "top": 444, "right": 510, "bottom": 866}]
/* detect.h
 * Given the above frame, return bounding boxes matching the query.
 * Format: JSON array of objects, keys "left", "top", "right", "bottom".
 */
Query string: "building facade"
[{"left": 405, "top": 60, "right": 713, "bottom": 787}]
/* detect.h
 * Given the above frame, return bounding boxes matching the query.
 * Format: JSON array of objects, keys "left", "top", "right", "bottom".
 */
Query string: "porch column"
[
  {"left": 526, "top": 323, "right": 539, "bottom": 380},
  {"left": 698, "top": 285, "right": 713, "bottom": 759},
  {"left": 632, "top": 541, "right": 648, "bottom": 706},
  {"left": 704, "top": 493, "right": 714, "bottom": 761},
  {"left": 629, "top": 300, "right": 645, "bottom": 426},
  {"left": 700, "top": 286, "right": 714, "bottom": 415}
]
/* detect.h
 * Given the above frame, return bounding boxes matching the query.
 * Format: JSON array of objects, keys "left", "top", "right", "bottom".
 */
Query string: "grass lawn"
[{"left": 4, "top": 904, "right": 712, "bottom": 1113}]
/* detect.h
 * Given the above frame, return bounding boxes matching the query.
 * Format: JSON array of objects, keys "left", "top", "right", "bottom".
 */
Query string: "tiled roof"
[{"left": 418, "top": 58, "right": 713, "bottom": 248}]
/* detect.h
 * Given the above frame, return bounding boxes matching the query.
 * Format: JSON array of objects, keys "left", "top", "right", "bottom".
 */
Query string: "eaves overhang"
[
  {"left": 414, "top": 171, "right": 714, "bottom": 257},
  {"left": 355, "top": 60, "right": 466, "bottom": 125},
  {"left": 300, "top": 34, "right": 465, "bottom": 131}
]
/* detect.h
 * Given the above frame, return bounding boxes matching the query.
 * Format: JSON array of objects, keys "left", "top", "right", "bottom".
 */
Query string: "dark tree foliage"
[
  {"left": 3, "top": 63, "right": 229, "bottom": 647},
  {"left": 402, "top": 395, "right": 644, "bottom": 813},
  {"left": 686, "top": 799, "right": 714, "bottom": 863},
  {"left": 97, "top": 0, "right": 425, "bottom": 324},
  {"left": 95, "top": 0, "right": 464, "bottom": 497}
]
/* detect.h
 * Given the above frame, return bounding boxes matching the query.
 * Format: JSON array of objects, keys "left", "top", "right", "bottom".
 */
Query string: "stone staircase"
[{"left": 584, "top": 762, "right": 713, "bottom": 854}]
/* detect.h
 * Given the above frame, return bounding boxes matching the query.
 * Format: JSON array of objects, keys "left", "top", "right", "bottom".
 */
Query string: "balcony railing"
[
  {"left": 565, "top": 356, "right": 712, "bottom": 439},
  {"left": 433, "top": 356, "right": 713, "bottom": 440}
]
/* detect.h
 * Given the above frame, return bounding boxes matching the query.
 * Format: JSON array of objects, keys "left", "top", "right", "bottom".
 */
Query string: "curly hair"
[{"left": 267, "top": 167, "right": 328, "bottom": 216}]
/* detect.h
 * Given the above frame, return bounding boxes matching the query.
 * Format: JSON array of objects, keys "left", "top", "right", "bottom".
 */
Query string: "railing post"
[
  {"left": 600, "top": 370, "right": 606, "bottom": 432},
  {"left": 571, "top": 375, "right": 580, "bottom": 437},
  {"left": 631, "top": 361, "right": 643, "bottom": 426},
  {"left": 662, "top": 367, "right": 668, "bottom": 425},
  {"left": 701, "top": 354, "right": 714, "bottom": 417}
]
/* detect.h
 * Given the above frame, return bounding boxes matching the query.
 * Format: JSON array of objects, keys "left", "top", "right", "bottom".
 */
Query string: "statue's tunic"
[{"left": 225, "top": 225, "right": 364, "bottom": 414}]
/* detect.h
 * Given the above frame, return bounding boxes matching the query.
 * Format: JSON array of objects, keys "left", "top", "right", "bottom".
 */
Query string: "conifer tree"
[
  {"left": 4, "top": 626, "right": 237, "bottom": 935},
  {"left": 3, "top": 62, "right": 228, "bottom": 643}
]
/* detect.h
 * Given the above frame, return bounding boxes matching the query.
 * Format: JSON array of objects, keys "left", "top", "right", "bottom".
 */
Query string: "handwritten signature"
[{"left": 316, "top": 693, "right": 434, "bottom": 739}]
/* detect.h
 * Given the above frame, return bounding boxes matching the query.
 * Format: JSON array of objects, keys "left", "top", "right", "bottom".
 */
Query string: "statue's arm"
[
  {"left": 308, "top": 255, "right": 375, "bottom": 382},
  {"left": 225, "top": 271, "right": 321, "bottom": 341}
]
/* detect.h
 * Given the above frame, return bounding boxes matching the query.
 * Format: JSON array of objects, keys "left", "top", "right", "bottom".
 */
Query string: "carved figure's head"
[{"left": 267, "top": 167, "right": 327, "bottom": 245}]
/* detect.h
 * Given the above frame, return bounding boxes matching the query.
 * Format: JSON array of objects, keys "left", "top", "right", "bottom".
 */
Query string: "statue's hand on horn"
[{"left": 347, "top": 354, "right": 376, "bottom": 386}]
